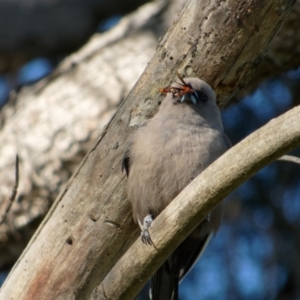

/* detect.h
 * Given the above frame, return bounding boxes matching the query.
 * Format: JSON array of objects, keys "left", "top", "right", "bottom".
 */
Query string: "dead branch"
[
  {"left": 0, "top": 0, "right": 296, "bottom": 299},
  {"left": 0, "top": 154, "right": 19, "bottom": 225}
]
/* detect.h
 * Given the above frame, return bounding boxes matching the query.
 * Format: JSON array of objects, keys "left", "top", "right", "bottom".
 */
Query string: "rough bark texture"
[
  {"left": 0, "top": 0, "right": 296, "bottom": 299},
  {"left": 98, "top": 105, "right": 300, "bottom": 300},
  {"left": 0, "top": 0, "right": 166, "bottom": 268},
  {"left": 0, "top": 0, "right": 300, "bottom": 269},
  {"left": 238, "top": 0, "right": 300, "bottom": 97}
]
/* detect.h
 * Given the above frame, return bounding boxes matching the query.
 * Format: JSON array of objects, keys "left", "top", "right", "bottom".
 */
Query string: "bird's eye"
[{"left": 195, "top": 91, "right": 208, "bottom": 103}]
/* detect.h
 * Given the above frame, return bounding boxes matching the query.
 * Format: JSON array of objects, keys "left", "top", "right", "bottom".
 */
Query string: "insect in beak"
[{"left": 159, "top": 72, "right": 198, "bottom": 104}]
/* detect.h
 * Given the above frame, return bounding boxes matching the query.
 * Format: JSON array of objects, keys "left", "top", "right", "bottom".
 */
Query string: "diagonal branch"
[
  {"left": 0, "top": 0, "right": 296, "bottom": 299},
  {"left": 278, "top": 155, "right": 300, "bottom": 165},
  {"left": 100, "top": 105, "right": 300, "bottom": 300}
]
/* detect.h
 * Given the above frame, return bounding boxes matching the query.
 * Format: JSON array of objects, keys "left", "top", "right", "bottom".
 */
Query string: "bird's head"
[
  {"left": 159, "top": 73, "right": 222, "bottom": 128},
  {"left": 159, "top": 73, "right": 217, "bottom": 108}
]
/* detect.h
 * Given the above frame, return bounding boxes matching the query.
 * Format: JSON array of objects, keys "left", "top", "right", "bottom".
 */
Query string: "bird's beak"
[{"left": 180, "top": 92, "right": 198, "bottom": 105}]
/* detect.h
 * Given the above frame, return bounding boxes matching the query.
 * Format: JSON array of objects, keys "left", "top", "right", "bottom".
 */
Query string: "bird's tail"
[{"left": 150, "top": 262, "right": 178, "bottom": 300}]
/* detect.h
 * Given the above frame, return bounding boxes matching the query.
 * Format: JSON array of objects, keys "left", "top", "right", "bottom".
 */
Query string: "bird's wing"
[
  {"left": 150, "top": 233, "right": 211, "bottom": 300},
  {"left": 178, "top": 233, "right": 212, "bottom": 281},
  {"left": 151, "top": 262, "right": 179, "bottom": 300},
  {"left": 121, "top": 147, "right": 131, "bottom": 177},
  {"left": 122, "top": 123, "right": 149, "bottom": 177}
]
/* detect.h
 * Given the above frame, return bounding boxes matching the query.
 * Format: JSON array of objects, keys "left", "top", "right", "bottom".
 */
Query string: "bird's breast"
[{"left": 128, "top": 118, "right": 225, "bottom": 222}]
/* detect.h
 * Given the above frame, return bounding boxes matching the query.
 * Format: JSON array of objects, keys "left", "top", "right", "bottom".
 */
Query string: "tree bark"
[
  {"left": 1, "top": 0, "right": 300, "bottom": 269},
  {"left": 0, "top": 0, "right": 297, "bottom": 299},
  {"left": 0, "top": 0, "right": 167, "bottom": 268}
]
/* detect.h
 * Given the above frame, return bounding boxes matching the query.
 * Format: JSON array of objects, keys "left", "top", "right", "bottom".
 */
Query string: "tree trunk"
[
  {"left": 1, "top": 0, "right": 300, "bottom": 269},
  {"left": 0, "top": 0, "right": 297, "bottom": 299}
]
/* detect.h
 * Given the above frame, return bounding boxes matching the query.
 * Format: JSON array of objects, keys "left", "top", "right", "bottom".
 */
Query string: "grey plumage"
[{"left": 123, "top": 76, "right": 230, "bottom": 299}]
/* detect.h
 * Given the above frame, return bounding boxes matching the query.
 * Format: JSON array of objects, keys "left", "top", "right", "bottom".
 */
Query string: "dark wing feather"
[
  {"left": 122, "top": 123, "right": 148, "bottom": 177},
  {"left": 151, "top": 263, "right": 178, "bottom": 300},
  {"left": 150, "top": 234, "right": 210, "bottom": 300},
  {"left": 122, "top": 147, "right": 131, "bottom": 177},
  {"left": 168, "top": 232, "right": 211, "bottom": 282}
]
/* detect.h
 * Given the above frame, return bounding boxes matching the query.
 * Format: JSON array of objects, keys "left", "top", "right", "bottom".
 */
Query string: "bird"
[{"left": 122, "top": 73, "right": 231, "bottom": 300}]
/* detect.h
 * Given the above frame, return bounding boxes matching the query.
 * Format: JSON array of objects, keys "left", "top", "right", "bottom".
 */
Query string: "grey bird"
[{"left": 122, "top": 74, "right": 231, "bottom": 300}]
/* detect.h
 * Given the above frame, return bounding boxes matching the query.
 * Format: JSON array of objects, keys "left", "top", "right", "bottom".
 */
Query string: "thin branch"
[
  {"left": 0, "top": 154, "right": 19, "bottom": 225},
  {"left": 278, "top": 155, "right": 300, "bottom": 165}
]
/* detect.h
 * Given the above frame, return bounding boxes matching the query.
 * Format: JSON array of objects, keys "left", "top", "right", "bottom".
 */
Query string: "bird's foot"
[{"left": 138, "top": 214, "right": 154, "bottom": 245}]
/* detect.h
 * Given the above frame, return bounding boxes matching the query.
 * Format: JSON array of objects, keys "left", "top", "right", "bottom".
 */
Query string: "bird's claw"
[
  {"left": 138, "top": 214, "right": 154, "bottom": 245},
  {"left": 141, "top": 229, "right": 153, "bottom": 245}
]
